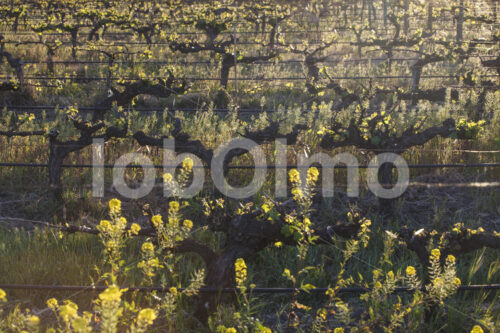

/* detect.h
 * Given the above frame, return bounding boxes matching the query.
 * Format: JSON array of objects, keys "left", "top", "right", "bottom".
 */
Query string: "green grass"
[{"left": 0, "top": 208, "right": 498, "bottom": 331}]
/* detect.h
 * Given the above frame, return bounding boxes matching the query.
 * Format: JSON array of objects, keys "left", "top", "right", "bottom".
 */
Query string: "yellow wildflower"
[
  {"left": 334, "top": 328, "right": 345, "bottom": 333},
  {"left": 225, "top": 328, "right": 237, "bottom": 333},
  {"left": 151, "top": 215, "right": 163, "bottom": 228},
  {"left": 130, "top": 223, "right": 141, "bottom": 235},
  {"left": 169, "top": 201, "right": 180, "bottom": 212},
  {"left": 59, "top": 300, "right": 78, "bottom": 321},
  {"left": 430, "top": 249, "right": 440, "bottom": 260},
  {"left": 406, "top": 266, "right": 416, "bottom": 276},
  {"left": 261, "top": 203, "right": 271, "bottom": 213},
  {"left": 163, "top": 173, "right": 173, "bottom": 182},
  {"left": 387, "top": 271, "right": 395, "bottom": 280},
  {"left": 109, "top": 198, "right": 121, "bottom": 214},
  {"left": 303, "top": 217, "right": 311, "bottom": 226},
  {"left": 28, "top": 315, "right": 40, "bottom": 326},
  {"left": 0, "top": 288, "right": 6, "bottom": 302},
  {"left": 471, "top": 325, "right": 484, "bottom": 333},
  {"left": 291, "top": 187, "right": 303, "bottom": 199},
  {"left": 288, "top": 169, "right": 301, "bottom": 184},
  {"left": 106, "top": 240, "right": 117, "bottom": 250},
  {"left": 446, "top": 255, "right": 456, "bottom": 264},
  {"left": 454, "top": 278, "right": 461, "bottom": 286},
  {"left": 169, "top": 287, "right": 178, "bottom": 296},
  {"left": 137, "top": 308, "right": 157, "bottom": 326},
  {"left": 141, "top": 242, "right": 154, "bottom": 254},
  {"left": 317, "top": 307, "right": 327, "bottom": 320},
  {"left": 307, "top": 167, "right": 319, "bottom": 183},
  {"left": 118, "top": 217, "right": 127, "bottom": 227},
  {"left": 47, "top": 298, "right": 58, "bottom": 309},
  {"left": 182, "top": 157, "right": 194, "bottom": 171},
  {"left": 183, "top": 219, "right": 193, "bottom": 229},
  {"left": 99, "top": 220, "right": 111, "bottom": 232},
  {"left": 149, "top": 258, "right": 161, "bottom": 268},
  {"left": 99, "top": 285, "right": 123, "bottom": 304},
  {"left": 235, "top": 258, "right": 247, "bottom": 286}
]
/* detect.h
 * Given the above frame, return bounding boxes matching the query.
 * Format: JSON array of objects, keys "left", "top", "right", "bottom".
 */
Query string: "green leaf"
[{"left": 300, "top": 283, "right": 316, "bottom": 293}]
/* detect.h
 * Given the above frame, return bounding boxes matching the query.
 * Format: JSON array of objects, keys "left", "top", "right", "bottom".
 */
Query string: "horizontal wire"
[
  {"left": 15, "top": 57, "right": 500, "bottom": 66},
  {"left": 4, "top": 39, "right": 498, "bottom": 47},
  {"left": 8, "top": 15, "right": 498, "bottom": 26},
  {"left": 1, "top": 23, "right": 498, "bottom": 36},
  {"left": 60, "top": 182, "right": 500, "bottom": 189},
  {"left": 0, "top": 162, "right": 498, "bottom": 169},
  {"left": 1, "top": 101, "right": 498, "bottom": 113},
  {"left": 0, "top": 283, "right": 498, "bottom": 294},
  {"left": 2, "top": 75, "right": 498, "bottom": 82}
]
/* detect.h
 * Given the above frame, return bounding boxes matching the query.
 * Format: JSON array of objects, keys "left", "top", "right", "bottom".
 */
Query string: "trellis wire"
[
  {"left": 4, "top": 38, "right": 499, "bottom": 47},
  {"left": 0, "top": 162, "right": 498, "bottom": 169},
  {"left": 7, "top": 14, "right": 499, "bottom": 26},
  {"left": 2, "top": 74, "right": 498, "bottom": 82},
  {"left": 0, "top": 284, "right": 498, "bottom": 294},
  {"left": 1, "top": 25, "right": 498, "bottom": 35},
  {"left": 14, "top": 56, "right": 500, "bottom": 66}
]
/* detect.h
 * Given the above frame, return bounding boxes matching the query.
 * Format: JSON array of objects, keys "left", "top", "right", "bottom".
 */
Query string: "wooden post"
[
  {"left": 456, "top": 0, "right": 465, "bottom": 43},
  {"left": 403, "top": 0, "right": 410, "bottom": 35},
  {"left": 427, "top": 3, "right": 433, "bottom": 34},
  {"left": 383, "top": 0, "right": 388, "bottom": 27},
  {"left": 233, "top": 18, "right": 237, "bottom": 96}
]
